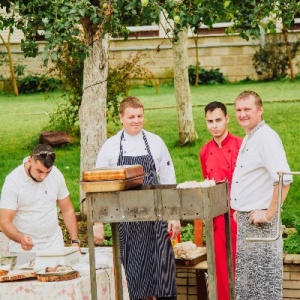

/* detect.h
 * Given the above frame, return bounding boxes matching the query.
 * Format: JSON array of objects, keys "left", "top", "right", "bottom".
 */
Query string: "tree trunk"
[
  {"left": 282, "top": 27, "right": 295, "bottom": 82},
  {"left": 173, "top": 28, "right": 198, "bottom": 145},
  {"left": 0, "top": 33, "right": 19, "bottom": 96},
  {"left": 79, "top": 33, "right": 109, "bottom": 214},
  {"left": 193, "top": 35, "right": 199, "bottom": 87}
]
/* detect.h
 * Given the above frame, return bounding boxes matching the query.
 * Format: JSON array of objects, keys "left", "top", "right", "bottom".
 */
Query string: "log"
[{"left": 39, "top": 131, "right": 72, "bottom": 146}]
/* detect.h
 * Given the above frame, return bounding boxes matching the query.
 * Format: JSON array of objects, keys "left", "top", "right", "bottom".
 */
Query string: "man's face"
[
  {"left": 119, "top": 107, "right": 144, "bottom": 135},
  {"left": 27, "top": 157, "right": 52, "bottom": 182},
  {"left": 235, "top": 95, "right": 263, "bottom": 134},
  {"left": 205, "top": 108, "right": 229, "bottom": 140}
]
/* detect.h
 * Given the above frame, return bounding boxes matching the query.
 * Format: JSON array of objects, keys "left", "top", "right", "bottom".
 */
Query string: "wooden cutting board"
[
  {"left": 0, "top": 271, "right": 37, "bottom": 282},
  {"left": 37, "top": 271, "right": 79, "bottom": 282},
  {"left": 82, "top": 165, "right": 144, "bottom": 181},
  {"left": 79, "top": 175, "right": 144, "bottom": 192}
]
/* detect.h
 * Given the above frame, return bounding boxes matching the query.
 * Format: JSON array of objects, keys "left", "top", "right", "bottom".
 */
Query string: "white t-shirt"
[
  {"left": 0, "top": 158, "right": 69, "bottom": 252},
  {"left": 95, "top": 130, "right": 176, "bottom": 184},
  {"left": 231, "top": 121, "right": 292, "bottom": 211}
]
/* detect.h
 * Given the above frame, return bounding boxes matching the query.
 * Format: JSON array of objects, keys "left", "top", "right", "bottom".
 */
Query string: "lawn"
[{"left": 0, "top": 80, "right": 300, "bottom": 226}]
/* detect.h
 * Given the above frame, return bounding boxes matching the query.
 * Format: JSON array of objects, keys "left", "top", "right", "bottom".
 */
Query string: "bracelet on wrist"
[
  {"left": 263, "top": 212, "right": 272, "bottom": 223},
  {"left": 71, "top": 239, "right": 80, "bottom": 245}
]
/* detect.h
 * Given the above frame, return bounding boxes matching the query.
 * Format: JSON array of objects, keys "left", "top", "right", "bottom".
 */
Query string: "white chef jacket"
[
  {"left": 231, "top": 121, "right": 292, "bottom": 212},
  {"left": 95, "top": 129, "right": 176, "bottom": 184},
  {"left": 0, "top": 157, "right": 69, "bottom": 252}
]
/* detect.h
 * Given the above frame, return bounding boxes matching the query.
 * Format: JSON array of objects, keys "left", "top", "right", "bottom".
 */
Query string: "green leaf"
[{"left": 224, "top": 1, "right": 231, "bottom": 9}]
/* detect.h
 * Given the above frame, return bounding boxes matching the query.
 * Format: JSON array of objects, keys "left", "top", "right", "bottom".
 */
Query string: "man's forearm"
[
  {"left": 0, "top": 221, "right": 24, "bottom": 244},
  {"left": 265, "top": 184, "right": 290, "bottom": 221},
  {"left": 62, "top": 210, "right": 78, "bottom": 241}
]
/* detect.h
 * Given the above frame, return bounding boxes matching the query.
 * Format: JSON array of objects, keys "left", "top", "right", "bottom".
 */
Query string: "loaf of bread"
[
  {"left": 45, "top": 265, "right": 74, "bottom": 273},
  {"left": 82, "top": 165, "right": 144, "bottom": 181}
]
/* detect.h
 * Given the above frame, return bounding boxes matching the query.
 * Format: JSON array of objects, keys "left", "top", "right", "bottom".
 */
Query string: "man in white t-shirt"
[{"left": 0, "top": 144, "right": 79, "bottom": 253}]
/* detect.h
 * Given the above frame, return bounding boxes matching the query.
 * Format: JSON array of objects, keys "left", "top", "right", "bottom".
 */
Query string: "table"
[
  {"left": 0, "top": 267, "right": 128, "bottom": 300},
  {"left": 0, "top": 247, "right": 130, "bottom": 300}
]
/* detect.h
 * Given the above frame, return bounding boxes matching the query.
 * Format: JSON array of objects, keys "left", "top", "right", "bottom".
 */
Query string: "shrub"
[
  {"left": 18, "top": 74, "right": 62, "bottom": 94},
  {"left": 47, "top": 45, "right": 83, "bottom": 135},
  {"left": 284, "top": 233, "right": 300, "bottom": 254},
  {"left": 188, "top": 64, "right": 226, "bottom": 85},
  {"left": 252, "top": 33, "right": 300, "bottom": 81}
]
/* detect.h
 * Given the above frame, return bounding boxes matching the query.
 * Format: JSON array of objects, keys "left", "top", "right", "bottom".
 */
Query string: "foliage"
[
  {"left": 103, "top": 224, "right": 113, "bottom": 246},
  {"left": 0, "top": 1, "right": 230, "bottom": 67},
  {"left": 48, "top": 102, "right": 81, "bottom": 136},
  {"left": 18, "top": 74, "right": 62, "bottom": 94},
  {"left": 0, "top": 51, "right": 9, "bottom": 80},
  {"left": 225, "top": 0, "right": 300, "bottom": 40},
  {"left": 188, "top": 64, "right": 226, "bottom": 85},
  {"left": 124, "top": 0, "right": 225, "bottom": 42},
  {"left": 47, "top": 45, "right": 83, "bottom": 134},
  {"left": 107, "top": 52, "right": 159, "bottom": 121},
  {"left": 14, "top": 64, "right": 26, "bottom": 77},
  {"left": 47, "top": 51, "right": 158, "bottom": 133},
  {"left": 253, "top": 34, "right": 300, "bottom": 81},
  {"left": 11, "top": 1, "right": 129, "bottom": 65},
  {"left": 293, "top": 215, "right": 300, "bottom": 235},
  {"left": 180, "top": 223, "right": 194, "bottom": 242},
  {"left": 283, "top": 232, "right": 300, "bottom": 254}
]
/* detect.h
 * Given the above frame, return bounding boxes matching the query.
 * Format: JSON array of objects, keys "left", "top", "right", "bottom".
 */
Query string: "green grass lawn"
[{"left": 1, "top": 81, "right": 300, "bottom": 226}]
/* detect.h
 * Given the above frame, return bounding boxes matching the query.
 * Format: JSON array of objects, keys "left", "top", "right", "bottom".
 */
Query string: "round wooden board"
[{"left": 37, "top": 271, "right": 79, "bottom": 282}]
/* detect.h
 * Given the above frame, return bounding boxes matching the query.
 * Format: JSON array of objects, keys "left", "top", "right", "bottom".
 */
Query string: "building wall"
[
  {"left": 283, "top": 254, "right": 300, "bottom": 300},
  {"left": 109, "top": 33, "right": 262, "bottom": 82}
]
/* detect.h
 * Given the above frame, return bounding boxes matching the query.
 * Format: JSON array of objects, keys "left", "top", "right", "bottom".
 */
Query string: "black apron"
[{"left": 117, "top": 130, "right": 177, "bottom": 300}]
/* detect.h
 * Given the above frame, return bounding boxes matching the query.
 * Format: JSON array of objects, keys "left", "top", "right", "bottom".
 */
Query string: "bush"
[
  {"left": 284, "top": 233, "right": 300, "bottom": 254},
  {"left": 18, "top": 74, "right": 62, "bottom": 94},
  {"left": 188, "top": 64, "right": 226, "bottom": 85},
  {"left": 252, "top": 33, "right": 300, "bottom": 81},
  {"left": 48, "top": 51, "right": 158, "bottom": 134},
  {"left": 180, "top": 223, "right": 194, "bottom": 242}
]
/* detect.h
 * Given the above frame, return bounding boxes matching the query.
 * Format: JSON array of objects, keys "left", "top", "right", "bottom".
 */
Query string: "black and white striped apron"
[
  {"left": 117, "top": 130, "right": 177, "bottom": 300},
  {"left": 235, "top": 211, "right": 282, "bottom": 300}
]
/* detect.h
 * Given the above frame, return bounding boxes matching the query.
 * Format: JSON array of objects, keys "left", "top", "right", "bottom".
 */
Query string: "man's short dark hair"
[
  {"left": 31, "top": 144, "right": 56, "bottom": 168},
  {"left": 204, "top": 101, "right": 227, "bottom": 116}
]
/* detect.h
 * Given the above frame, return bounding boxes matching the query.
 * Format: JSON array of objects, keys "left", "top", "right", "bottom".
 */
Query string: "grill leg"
[{"left": 196, "top": 270, "right": 208, "bottom": 300}]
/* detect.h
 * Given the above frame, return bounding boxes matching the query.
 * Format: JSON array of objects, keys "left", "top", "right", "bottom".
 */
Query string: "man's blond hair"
[
  {"left": 235, "top": 90, "right": 263, "bottom": 108},
  {"left": 119, "top": 96, "right": 144, "bottom": 115}
]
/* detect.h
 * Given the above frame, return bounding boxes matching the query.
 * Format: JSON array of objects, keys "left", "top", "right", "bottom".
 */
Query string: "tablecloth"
[{"left": 0, "top": 246, "right": 130, "bottom": 300}]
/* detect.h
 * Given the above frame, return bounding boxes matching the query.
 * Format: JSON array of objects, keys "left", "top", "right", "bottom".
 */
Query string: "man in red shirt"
[{"left": 199, "top": 101, "right": 242, "bottom": 300}]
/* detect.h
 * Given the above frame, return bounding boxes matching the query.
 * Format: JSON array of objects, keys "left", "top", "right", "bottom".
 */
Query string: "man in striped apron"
[{"left": 96, "top": 96, "right": 180, "bottom": 300}]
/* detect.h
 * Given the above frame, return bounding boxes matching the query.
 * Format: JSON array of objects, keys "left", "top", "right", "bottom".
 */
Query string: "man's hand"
[
  {"left": 233, "top": 211, "right": 237, "bottom": 222},
  {"left": 167, "top": 220, "right": 181, "bottom": 239},
  {"left": 248, "top": 210, "right": 272, "bottom": 225},
  {"left": 93, "top": 223, "right": 105, "bottom": 245},
  {"left": 20, "top": 235, "right": 34, "bottom": 251}
]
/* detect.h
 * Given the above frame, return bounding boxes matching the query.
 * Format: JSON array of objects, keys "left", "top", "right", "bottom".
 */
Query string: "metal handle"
[{"left": 246, "top": 171, "right": 299, "bottom": 242}]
